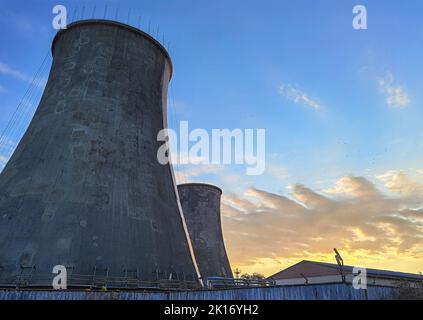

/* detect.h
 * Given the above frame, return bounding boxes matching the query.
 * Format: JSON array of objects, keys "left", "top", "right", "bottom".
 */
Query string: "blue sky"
[
  {"left": 0, "top": 0, "right": 422, "bottom": 274},
  {"left": 1, "top": 0, "right": 422, "bottom": 188}
]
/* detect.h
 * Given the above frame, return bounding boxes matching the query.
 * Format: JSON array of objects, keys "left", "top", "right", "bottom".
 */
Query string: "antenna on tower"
[
  {"left": 81, "top": 4, "right": 85, "bottom": 20},
  {"left": 127, "top": 8, "right": 131, "bottom": 24},
  {"left": 137, "top": 16, "right": 141, "bottom": 29},
  {"left": 71, "top": 7, "right": 77, "bottom": 22},
  {"left": 103, "top": 3, "right": 108, "bottom": 19},
  {"left": 91, "top": 5, "right": 96, "bottom": 19}
]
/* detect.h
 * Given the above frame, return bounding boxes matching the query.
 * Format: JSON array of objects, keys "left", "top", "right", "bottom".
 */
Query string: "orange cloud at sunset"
[{"left": 221, "top": 172, "right": 423, "bottom": 276}]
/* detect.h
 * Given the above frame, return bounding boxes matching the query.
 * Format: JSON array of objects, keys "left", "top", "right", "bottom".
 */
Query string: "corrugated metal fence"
[{"left": 0, "top": 284, "right": 399, "bottom": 300}]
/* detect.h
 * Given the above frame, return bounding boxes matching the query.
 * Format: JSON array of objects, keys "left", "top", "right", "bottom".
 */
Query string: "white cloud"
[
  {"left": 174, "top": 163, "right": 225, "bottom": 183},
  {"left": 0, "top": 155, "right": 8, "bottom": 166},
  {"left": 378, "top": 73, "right": 410, "bottom": 108},
  {"left": 278, "top": 84, "right": 321, "bottom": 110},
  {"left": 0, "top": 62, "right": 32, "bottom": 83},
  {"left": 0, "top": 137, "right": 17, "bottom": 171},
  {"left": 222, "top": 175, "right": 423, "bottom": 274},
  {"left": 377, "top": 170, "right": 423, "bottom": 195},
  {"left": 324, "top": 175, "right": 379, "bottom": 198},
  {"left": 0, "top": 62, "right": 46, "bottom": 89},
  {"left": 266, "top": 164, "right": 288, "bottom": 182},
  {"left": 0, "top": 154, "right": 10, "bottom": 171}
]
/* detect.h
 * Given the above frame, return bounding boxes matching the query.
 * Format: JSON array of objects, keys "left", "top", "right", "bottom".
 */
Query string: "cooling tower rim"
[
  {"left": 178, "top": 183, "right": 223, "bottom": 195},
  {"left": 51, "top": 19, "right": 173, "bottom": 80}
]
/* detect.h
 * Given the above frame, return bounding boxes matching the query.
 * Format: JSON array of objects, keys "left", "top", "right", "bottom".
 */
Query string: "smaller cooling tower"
[{"left": 177, "top": 183, "right": 232, "bottom": 281}]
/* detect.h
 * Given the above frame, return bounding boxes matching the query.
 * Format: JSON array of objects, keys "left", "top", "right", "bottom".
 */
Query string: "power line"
[
  {"left": 91, "top": 5, "right": 96, "bottom": 19},
  {"left": 81, "top": 4, "right": 85, "bottom": 20},
  {"left": 137, "top": 15, "right": 141, "bottom": 29},
  {"left": 127, "top": 8, "right": 131, "bottom": 24},
  {"left": 6, "top": 57, "right": 50, "bottom": 157},
  {"left": 103, "top": 3, "right": 108, "bottom": 19},
  {"left": 0, "top": 51, "right": 51, "bottom": 163}
]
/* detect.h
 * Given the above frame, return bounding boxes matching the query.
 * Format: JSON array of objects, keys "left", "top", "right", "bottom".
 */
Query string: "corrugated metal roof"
[{"left": 269, "top": 260, "right": 423, "bottom": 281}]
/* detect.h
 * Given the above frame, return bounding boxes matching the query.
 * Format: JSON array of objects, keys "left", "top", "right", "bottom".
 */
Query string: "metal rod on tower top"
[
  {"left": 103, "top": 3, "right": 108, "bottom": 19},
  {"left": 71, "top": 7, "right": 77, "bottom": 22},
  {"left": 127, "top": 9, "right": 131, "bottom": 24}
]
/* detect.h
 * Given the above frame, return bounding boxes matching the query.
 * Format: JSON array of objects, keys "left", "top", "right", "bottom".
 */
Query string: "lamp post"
[{"left": 334, "top": 248, "right": 346, "bottom": 283}]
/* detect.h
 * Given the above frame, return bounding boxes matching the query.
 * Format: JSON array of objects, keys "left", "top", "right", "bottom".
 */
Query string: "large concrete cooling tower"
[
  {"left": 177, "top": 183, "right": 232, "bottom": 281},
  {"left": 0, "top": 20, "right": 201, "bottom": 286}
]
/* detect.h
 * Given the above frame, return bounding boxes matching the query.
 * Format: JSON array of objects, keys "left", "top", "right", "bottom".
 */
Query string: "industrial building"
[{"left": 268, "top": 260, "right": 423, "bottom": 288}]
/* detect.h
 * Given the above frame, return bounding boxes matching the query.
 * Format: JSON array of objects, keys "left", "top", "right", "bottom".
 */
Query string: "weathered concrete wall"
[
  {"left": 0, "top": 284, "right": 399, "bottom": 300},
  {"left": 178, "top": 183, "right": 233, "bottom": 281},
  {"left": 0, "top": 20, "right": 199, "bottom": 285}
]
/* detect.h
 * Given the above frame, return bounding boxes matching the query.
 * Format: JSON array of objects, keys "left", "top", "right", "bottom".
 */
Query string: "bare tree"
[{"left": 240, "top": 272, "right": 266, "bottom": 280}]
